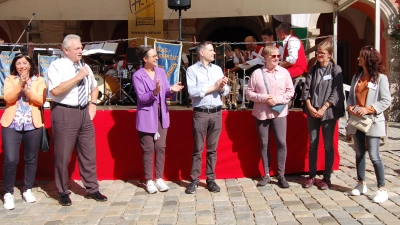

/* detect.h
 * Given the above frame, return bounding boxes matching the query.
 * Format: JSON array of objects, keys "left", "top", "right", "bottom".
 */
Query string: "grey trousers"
[
  {"left": 255, "top": 116, "right": 287, "bottom": 178},
  {"left": 138, "top": 119, "right": 168, "bottom": 181},
  {"left": 190, "top": 110, "right": 222, "bottom": 182},
  {"left": 51, "top": 104, "right": 99, "bottom": 195}
]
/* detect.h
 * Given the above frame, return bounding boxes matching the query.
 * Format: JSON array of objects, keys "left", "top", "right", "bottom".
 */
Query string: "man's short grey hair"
[
  {"left": 62, "top": 34, "right": 81, "bottom": 50},
  {"left": 276, "top": 23, "right": 291, "bottom": 35}
]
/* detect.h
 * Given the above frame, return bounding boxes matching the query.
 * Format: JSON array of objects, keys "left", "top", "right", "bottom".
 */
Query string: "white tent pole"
[
  {"left": 333, "top": 5, "right": 338, "bottom": 62},
  {"left": 375, "top": 0, "right": 381, "bottom": 51}
]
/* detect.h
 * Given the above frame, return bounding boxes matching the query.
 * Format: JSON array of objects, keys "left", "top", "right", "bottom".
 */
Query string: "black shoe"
[
  {"left": 86, "top": 191, "right": 108, "bottom": 202},
  {"left": 257, "top": 175, "right": 271, "bottom": 186},
  {"left": 206, "top": 180, "right": 220, "bottom": 193},
  {"left": 278, "top": 176, "right": 289, "bottom": 188},
  {"left": 185, "top": 180, "right": 199, "bottom": 194},
  {"left": 59, "top": 194, "right": 72, "bottom": 206}
]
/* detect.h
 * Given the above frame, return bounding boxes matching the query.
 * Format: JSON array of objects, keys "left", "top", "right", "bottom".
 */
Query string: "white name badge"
[
  {"left": 323, "top": 74, "right": 332, "bottom": 80},
  {"left": 275, "top": 74, "right": 283, "bottom": 80},
  {"left": 368, "top": 82, "right": 377, "bottom": 90}
]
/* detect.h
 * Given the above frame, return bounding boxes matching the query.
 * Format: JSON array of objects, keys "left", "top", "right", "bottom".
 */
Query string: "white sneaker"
[
  {"left": 373, "top": 189, "right": 388, "bottom": 203},
  {"left": 155, "top": 178, "right": 170, "bottom": 192},
  {"left": 146, "top": 180, "right": 158, "bottom": 194},
  {"left": 351, "top": 182, "right": 367, "bottom": 196},
  {"left": 23, "top": 189, "right": 36, "bottom": 203},
  {"left": 3, "top": 193, "right": 15, "bottom": 210}
]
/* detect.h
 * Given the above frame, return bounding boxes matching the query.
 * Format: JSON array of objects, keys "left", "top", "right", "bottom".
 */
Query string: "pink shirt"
[{"left": 246, "top": 66, "right": 294, "bottom": 120}]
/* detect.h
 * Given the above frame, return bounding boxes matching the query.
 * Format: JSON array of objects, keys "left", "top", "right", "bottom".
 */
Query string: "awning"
[{"left": 0, "top": 0, "right": 335, "bottom": 20}]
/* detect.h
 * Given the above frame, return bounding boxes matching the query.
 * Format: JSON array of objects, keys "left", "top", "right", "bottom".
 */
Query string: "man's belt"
[
  {"left": 54, "top": 102, "right": 87, "bottom": 110},
  {"left": 193, "top": 106, "right": 222, "bottom": 113}
]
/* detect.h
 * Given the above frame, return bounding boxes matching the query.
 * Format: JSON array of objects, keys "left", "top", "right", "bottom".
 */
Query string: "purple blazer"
[{"left": 133, "top": 67, "right": 174, "bottom": 133}]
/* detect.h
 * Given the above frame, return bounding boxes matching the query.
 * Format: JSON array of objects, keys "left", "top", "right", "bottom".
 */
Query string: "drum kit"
[{"left": 86, "top": 55, "right": 137, "bottom": 106}]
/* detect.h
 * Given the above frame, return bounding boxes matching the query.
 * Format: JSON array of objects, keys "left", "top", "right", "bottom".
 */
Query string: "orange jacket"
[{"left": 1, "top": 75, "right": 47, "bottom": 128}]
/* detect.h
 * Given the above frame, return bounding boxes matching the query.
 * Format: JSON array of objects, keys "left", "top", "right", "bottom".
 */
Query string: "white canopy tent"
[
  {"left": 0, "top": 0, "right": 382, "bottom": 57},
  {"left": 0, "top": 0, "right": 334, "bottom": 20}
]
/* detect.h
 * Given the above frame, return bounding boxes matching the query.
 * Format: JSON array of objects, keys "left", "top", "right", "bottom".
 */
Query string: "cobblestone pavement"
[{"left": 1, "top": 122, "right": 400, "bottom": 225}]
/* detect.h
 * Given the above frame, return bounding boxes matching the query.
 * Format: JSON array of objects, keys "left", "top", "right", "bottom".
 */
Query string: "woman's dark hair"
[
  {"left": 357, "top": 45, "right": 384, "bottom": 84},
  {"left": 138, "top": 46, "right": 153, "bottom": 67},
  {"left": 10, "top": 53, "right": 38, "bottom": 77}
]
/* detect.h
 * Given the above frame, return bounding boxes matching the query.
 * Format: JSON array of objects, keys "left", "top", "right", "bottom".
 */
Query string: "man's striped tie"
[{"left": 74, "top": 63, "right": 87, "bottom": 107}]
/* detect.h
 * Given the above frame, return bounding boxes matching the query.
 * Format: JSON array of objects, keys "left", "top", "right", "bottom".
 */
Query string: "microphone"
[{"left": 80, "top": 58, "right": 86, "bottom": 67}]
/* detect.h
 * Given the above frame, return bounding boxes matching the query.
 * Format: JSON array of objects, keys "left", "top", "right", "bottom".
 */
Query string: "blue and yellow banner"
[
  {"left": 38, "top": 55, "right": 59, "bottom": 99},
  {"left": 154, "top": 41, "right": 182, "bottom": 102},
  {"left": 0, "top": 51, "right": 18, "bottom": 96}
]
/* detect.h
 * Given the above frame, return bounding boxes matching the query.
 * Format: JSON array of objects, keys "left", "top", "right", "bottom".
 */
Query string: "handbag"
[
  {"left": 40, "top": 106, "right": 51, "bottom": 152},
  {"left": 41, "top": 127, "right": 50, "bottom": 152},
  {"left": 347, "top": 114, "right": 374, "bottom": 133},
  {"left": 260, "top": 69, "right": 287, "bottom": 114}
]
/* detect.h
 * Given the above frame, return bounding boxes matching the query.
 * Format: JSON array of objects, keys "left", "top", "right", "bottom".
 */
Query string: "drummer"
[
  {"left": 105, "top": 57, "right": 126, "bottom": 78},
  {"left": 105, "top": 61, "right": 122, "bottom": 76}
]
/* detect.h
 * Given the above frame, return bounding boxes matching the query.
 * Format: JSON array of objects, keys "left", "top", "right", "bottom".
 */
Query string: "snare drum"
[{"left": 94, "top": 74, "right": 120, "bottom": 104}]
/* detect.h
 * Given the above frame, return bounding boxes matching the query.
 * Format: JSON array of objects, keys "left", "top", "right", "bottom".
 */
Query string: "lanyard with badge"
[{"left": 314, "top": 64, "right": 332, "bottom": 90}]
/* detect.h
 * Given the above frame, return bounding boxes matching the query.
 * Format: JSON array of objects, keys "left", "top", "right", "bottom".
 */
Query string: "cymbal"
[
  {"left": 100, "top": 55, "right": 115, "bottom": 62},
  {"left": 114, "top": 55, "right": 125, "bottom": 62},
  {"left": 86, "top": 57, "right": 102, "bottom": 66}
]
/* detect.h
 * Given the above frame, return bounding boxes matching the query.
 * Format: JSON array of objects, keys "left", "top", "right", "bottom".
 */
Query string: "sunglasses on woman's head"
[{"left": 14, "top": 52, "right": 31, "bottom": 59}]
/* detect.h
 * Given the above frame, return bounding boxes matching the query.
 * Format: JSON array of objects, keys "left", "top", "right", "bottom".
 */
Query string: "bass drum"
[{"left": 94, "top": 74, "right": 120, "bottom": 104}]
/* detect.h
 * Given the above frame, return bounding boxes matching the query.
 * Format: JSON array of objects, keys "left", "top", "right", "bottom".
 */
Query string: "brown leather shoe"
[
  {"left": 302, "top": 177, "right": 315, "bottom": 188},
  {"left": 320, "top": 178, "right": 331, "bottom": 190}
]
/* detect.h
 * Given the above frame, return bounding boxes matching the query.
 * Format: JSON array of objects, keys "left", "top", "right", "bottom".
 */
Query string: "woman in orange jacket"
[{"left": 1, "top": 53, "right": 46, "bottom": 210}]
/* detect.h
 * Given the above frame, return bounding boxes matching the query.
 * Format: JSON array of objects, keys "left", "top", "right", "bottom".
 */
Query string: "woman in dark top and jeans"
[{"left": 301, "top": 41, "right": 344, "bottom": 190}]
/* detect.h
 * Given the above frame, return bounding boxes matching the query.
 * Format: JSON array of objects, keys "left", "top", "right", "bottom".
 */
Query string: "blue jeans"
[
  {"left": 307, "top": 116, "right": 337, "bottom": 179},
  {"left": 2, "top": 127, "right": 42, "bottom": 194},
  {"left": 353, "top": 130, "right": 385, "bottom": 187}
]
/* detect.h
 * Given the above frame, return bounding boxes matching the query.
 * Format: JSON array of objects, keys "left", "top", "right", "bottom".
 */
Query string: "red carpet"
[{"left": 0, "top": 109, "right": 339, "bottom": 180}]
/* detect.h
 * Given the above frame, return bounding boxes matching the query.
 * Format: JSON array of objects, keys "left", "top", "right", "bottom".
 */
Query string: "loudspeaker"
[{"left": 168, "top": 0, "right": 191, "bottom": 10}]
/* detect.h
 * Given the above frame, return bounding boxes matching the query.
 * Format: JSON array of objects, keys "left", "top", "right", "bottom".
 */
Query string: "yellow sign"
[{"left": 128, "top": 0, "right": 164, "bottom": 46}]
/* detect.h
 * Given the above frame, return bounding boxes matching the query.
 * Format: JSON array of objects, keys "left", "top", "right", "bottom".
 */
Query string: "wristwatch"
[{"left": 89, "top": 101, "right": 97, "bottom": 106}]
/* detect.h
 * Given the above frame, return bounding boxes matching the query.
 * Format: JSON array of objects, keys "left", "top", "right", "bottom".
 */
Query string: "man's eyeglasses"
[{"left": 268, "top": 54, "right": 281, "bottom": 59}]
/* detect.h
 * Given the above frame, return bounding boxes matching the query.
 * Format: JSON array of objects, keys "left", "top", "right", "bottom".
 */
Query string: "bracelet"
[
  {"left": 89, "top": 101, "right": 97, "bottom": 106},
  {"left": 324, "top": 103, "right": 329, "bottom": 108}
]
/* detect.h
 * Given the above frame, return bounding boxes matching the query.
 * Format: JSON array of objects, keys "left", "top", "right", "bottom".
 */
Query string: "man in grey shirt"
[{"left": 185, "top": 41, "right": 230, "bottom": 194}]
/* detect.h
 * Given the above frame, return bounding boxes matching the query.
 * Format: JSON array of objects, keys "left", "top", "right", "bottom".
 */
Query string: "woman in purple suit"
[{"left": 133, "top": 46, "right": 184, "bottom": 194}]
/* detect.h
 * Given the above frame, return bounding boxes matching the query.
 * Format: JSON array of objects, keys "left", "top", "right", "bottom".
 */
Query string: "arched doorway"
[
  {"left": 0, "top": 26, "right": 10, "bottom": 42},
  {"left": 207, "top": 26, "right": 259, "bottom": 51},
  {"left": 197, "top": 17, "right": 265, "bottom": 50}
]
